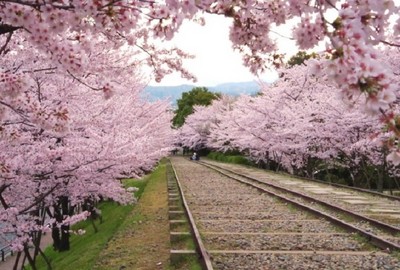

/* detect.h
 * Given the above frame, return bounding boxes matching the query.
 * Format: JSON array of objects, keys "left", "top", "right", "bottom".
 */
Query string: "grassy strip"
[
  {"left": 92, "top": 161, "right": 170, "bottom": 270},
  {"left": 30, "top": 174, "right": 150, "bottom": 270},
  {"left": 207, "top": 151, "right": 253, "bottom": 166}
]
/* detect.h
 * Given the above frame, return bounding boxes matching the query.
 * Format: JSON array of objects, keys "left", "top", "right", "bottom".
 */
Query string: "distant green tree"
[
  {"left": 172, "top": 87, "right": 220, "bottom": 127},
  {"left": 287, "top": 51, "right": 318, "bottom": 67}
]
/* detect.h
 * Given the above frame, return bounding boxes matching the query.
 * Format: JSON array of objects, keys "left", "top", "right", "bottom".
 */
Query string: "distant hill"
[{"left": 141, "top": 81, "right": 263, "bottom": 105}]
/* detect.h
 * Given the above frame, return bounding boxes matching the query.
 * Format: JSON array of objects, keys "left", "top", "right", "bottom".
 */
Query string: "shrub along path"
[{"left": 92, "top": 162, "right": 170, "bottom": 270}]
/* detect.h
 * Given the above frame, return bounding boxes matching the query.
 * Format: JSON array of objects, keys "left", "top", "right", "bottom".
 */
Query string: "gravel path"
[{"left": 170, "top": 157, "right": 400, "bottom": 270}]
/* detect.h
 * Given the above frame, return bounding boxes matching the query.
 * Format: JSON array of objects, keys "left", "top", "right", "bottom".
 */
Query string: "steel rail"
[
  {"left": 198, "top": 161, "right": 400, "bottom": 253},
  {"left": 170, "top": 160, "right": 214, "bottom": 270},
  {"left": 200, "top": 161, "right": 400, "bottom": 235},
  {"left": 225, "top": 162, "right": 400, "bottom": 201},
  {"left": 276, "top": 168, "right": 400, "bottom": 201}
]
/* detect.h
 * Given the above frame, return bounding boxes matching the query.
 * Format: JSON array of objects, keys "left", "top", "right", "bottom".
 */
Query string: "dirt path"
[{"left": 93, "top": 163, "right": 171, "bottom": 270}]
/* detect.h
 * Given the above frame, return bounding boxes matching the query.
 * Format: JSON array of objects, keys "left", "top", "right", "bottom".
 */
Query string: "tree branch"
[
  {"left": 66, "top": 70, "right": 103, "bottom": 91},
  {"left": 380, "top": 39, "right": 400, "bottom": 48},
  {"left": 0, "top": 100, "right": 30, "bottom": 122},
  {"left": 19, "top": 183, "right": 60, "bottom": 215},
  {"left": 0, "top": 31, "right": 13, "bottom": 55},
  {"left": 0, "top": 24, "right": 22, "bottom": 36},
  {"left": 0, "top": 183, "right": 12, "bottom": 209}
]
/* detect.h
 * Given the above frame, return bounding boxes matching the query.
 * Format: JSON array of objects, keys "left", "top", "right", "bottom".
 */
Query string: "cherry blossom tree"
[
  {"left": 178, "top": 95, "right": 236, "bottom": 151},
  {"left": 0, "top": 1, "right": 197, "bottom": 83},
  {"left": 1, "top": 0, "right": 400, "bottom": 159},
  {"left": 181, "top": 53, "right": 398, "bottom": 190},
  {"left": 0, "top": 36, "right": 174, "bottom": 269},
  {"left": 181, "top": 50, "right": 398, "bottom": 190},
  {"left": 1, "top": 2, "right": 400, "bottom": 267},
  {"left": 206, "top": 88, "right": 295, "bottom": 170},
  {"left": 169, "top": 0, "right": 399, "bottom": 155}
]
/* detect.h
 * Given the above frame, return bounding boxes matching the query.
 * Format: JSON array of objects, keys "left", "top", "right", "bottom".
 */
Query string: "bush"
[{"left": 207, "top": 151, "right": 253, "bottom": 166}]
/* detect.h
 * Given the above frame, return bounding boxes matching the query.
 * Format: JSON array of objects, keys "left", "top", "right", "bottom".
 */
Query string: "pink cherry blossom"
[
  {"left": 2, "top": 2, "right": 400, "bottom": 267},
  {"left": 0, "top": 35, "right": 175, "bottom": 268}
]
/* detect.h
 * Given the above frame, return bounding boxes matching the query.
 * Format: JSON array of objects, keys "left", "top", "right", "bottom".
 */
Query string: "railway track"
[
  {"left": 169, "top": 156, "right": 400, "bottom": 270},
  {"left": 199, "top": 160, "right": 400, "bottom": 245}
]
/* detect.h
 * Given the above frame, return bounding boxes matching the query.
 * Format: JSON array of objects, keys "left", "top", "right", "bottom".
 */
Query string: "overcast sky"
[
  {"left": 148, "top": 5, "right": 394, "bottom": 87},
  {"left": 148, "top": 14, "right": 297, "bottom": 87}
]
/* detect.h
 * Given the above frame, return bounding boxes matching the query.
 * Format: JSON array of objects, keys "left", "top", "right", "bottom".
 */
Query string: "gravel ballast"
[{"left": 170, "top": 157, "right": 400, "bottom": 269}]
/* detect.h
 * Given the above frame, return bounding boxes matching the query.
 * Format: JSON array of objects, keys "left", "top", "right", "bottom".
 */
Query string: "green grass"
[
  {"left": 207, "top": 151, "right": 253, "bottom": 166},
  {"left": 351, "top": 233, "right": 378, "bottom": 251},
  {"left": 30, "top": 175, "right": 150, "bottom": 270},
  {"left": 169, "top": 254, "right": 203, "bottom": 270},
  {"left": 392, "top": 251, "right": 400, "bottom": 260},
  {"left": 122, "top": 177, "right": 148, "bottom": 199},
  {"left": 170, "top": 221, "right": 191, "bottom": 232},
  {"left": 170, "top": 233, "right": 196, "bottom": 250},
  {"left": 285, "top": 203, "right": 303, "bottom": 213}
]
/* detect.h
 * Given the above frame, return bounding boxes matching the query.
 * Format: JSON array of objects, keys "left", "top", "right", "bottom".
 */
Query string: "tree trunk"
[
  {"left": 377, "top": 168, "right": 384, "bottom": 193},
  {"left": 23, "top": 245, "right": 37, "bottom": 270},
  {"left": 59, "top": 225, "right": 70, "bottom": 251},
  {"left": 59, "top": 196, "right": 71, "bottom": 251},
  {"left": 52, "top": 225, "right": 61, "bottom": 251},
  {"left": 13, "top": 252, "right": 22, "bottom": 270},
  {"left": 37, "top": 247, "right": 52, "bottom": 270},
  {"left": 51, "top": 196, "right": 72, "bottom": 251}
]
